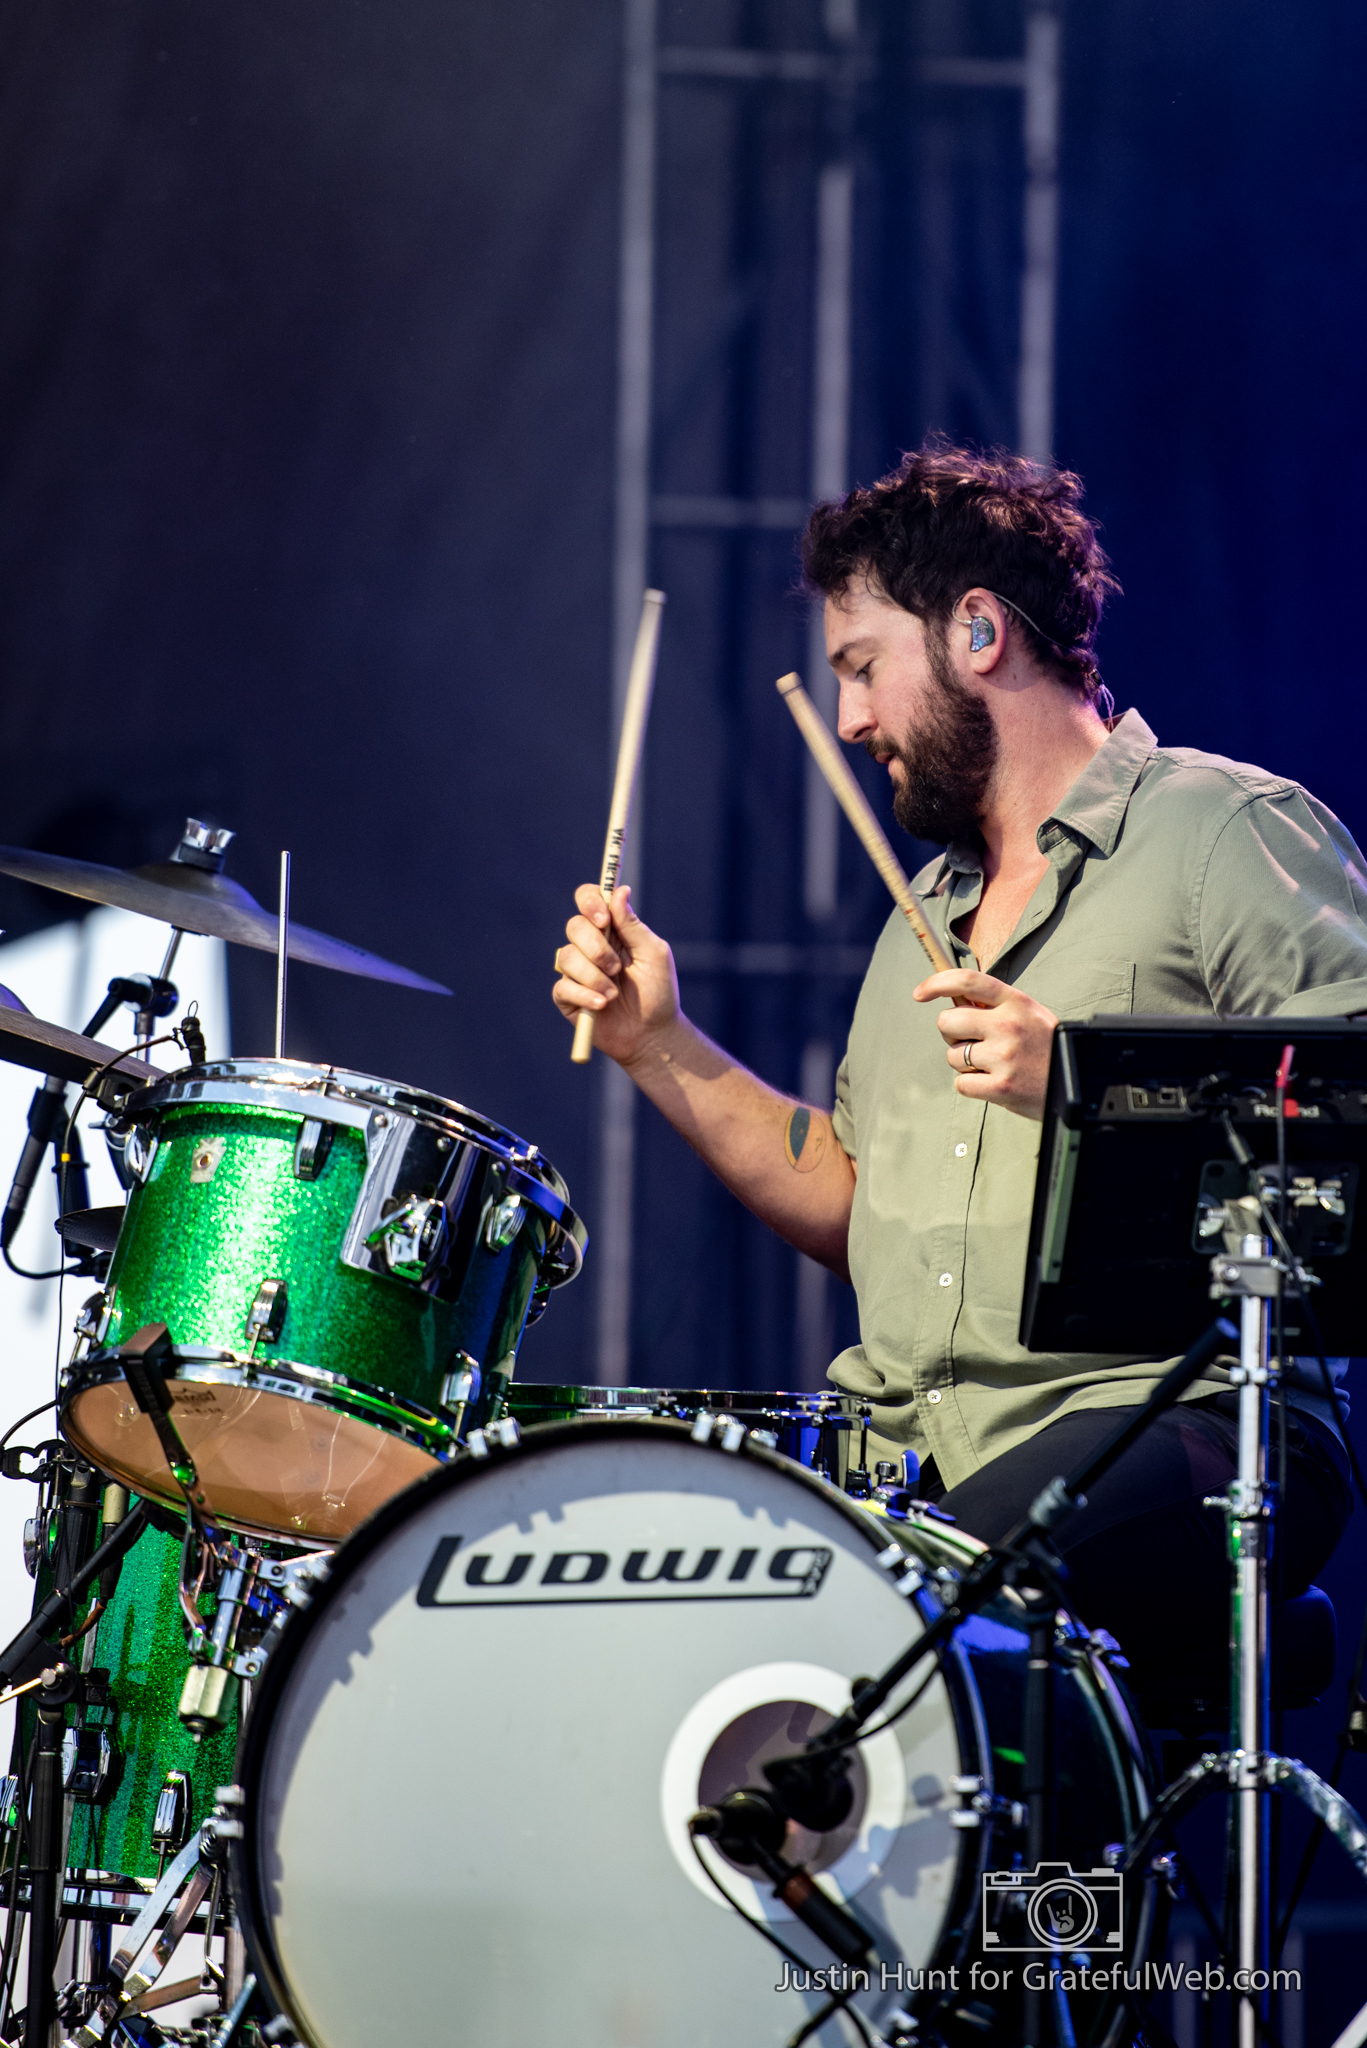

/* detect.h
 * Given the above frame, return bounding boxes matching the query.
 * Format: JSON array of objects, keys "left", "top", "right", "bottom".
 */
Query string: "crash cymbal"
[
  {"left": 0, "top": 1008, "right": 160, "bottom": 1104},
  {"left": 0, "top": 828, "right": 450, "bottom": 994}
]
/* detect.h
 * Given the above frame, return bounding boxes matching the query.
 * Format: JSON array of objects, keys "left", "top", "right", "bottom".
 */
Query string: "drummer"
[{"left": 552, "top": 440, "right": 1361, "bottom": 1686}]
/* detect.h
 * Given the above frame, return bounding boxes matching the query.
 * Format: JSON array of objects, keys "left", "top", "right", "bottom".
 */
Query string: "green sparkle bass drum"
[{"left": 60, "top": 1059, "right": 586, "bottom": 1542}]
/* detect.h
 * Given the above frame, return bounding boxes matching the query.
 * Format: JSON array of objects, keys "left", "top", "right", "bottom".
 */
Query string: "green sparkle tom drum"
[{"left": 60, "top": 1060, "right": 586, "bottom": 1541}]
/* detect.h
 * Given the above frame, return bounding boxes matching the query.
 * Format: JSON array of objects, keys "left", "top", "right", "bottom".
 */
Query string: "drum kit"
[{"left": 0, "top": 818, "right": 1358, "bottom": 2048}]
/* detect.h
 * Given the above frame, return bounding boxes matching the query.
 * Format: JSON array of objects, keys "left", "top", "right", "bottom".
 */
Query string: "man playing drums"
[{"left": 552, "top": 442, "right": 1363, "bottom": 1685}]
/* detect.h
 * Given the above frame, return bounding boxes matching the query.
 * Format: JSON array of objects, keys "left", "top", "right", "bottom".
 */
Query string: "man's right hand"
[
  {"left": 552, "top": 884, "right": 680, "bottom": 1067},
  {"left": 551, "top": 883, "right": 854, "bottom": 1275}
]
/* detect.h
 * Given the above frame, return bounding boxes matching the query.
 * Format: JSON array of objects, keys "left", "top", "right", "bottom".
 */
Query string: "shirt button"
[
  {"left": 938, "top": 1272, "right": 953, "bottom": 1287},
  {"left": 954, "top": 1143, "right": 968, "bottom": 1158},
  {"left": 926, "top": 1389, "right": 943, "bottom": 1404}
]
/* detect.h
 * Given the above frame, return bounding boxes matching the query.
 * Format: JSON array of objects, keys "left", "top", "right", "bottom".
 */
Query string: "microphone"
[
  {"left": 2, "top": 1077, "right": 68, "bottom": 1250},
  {"left": 689, "top": 1790, "right": 873, "bottom": 1967}
]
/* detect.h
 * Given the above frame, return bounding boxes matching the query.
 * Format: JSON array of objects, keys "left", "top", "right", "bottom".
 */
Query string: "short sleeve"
[
  {"left": 831, "top": 1051, "right": 856, "bottom": 1160},
  {"left": 1198, "top": 790, "right": 1367, "bottom": 1015}
]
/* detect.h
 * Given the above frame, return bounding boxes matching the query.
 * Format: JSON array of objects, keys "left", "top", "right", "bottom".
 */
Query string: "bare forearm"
[
  {"left": 621, "top": 1016, "right": 854, "bottom": 1276},
  {"left": 552, "top": 886, "right": 853, "bottom": 1272}
]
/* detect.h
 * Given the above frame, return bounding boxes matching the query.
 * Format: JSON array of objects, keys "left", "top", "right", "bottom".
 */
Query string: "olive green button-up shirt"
[{"left": 827, "top": 709, "right": 1367, "bottom": 1488}]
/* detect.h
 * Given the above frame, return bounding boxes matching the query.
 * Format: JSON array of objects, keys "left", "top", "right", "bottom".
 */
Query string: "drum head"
[
  {"left": 238, "top": 1422, "right": 975, "bottom": 2047},
  {"left": 64, "top": 1372, "right": 441, "bottom": 1540}
]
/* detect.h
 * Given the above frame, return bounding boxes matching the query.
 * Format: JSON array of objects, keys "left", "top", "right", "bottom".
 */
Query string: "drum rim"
[
  {"left": 130, "top": 1057, "right": 545, "bottom": 1170},
  {"left": 123, "top": 1057, "right": 588, "bottom": 1282},
  {"left": 229, "top": 1416, "right": 990, "bottom": 2043},
  {"left": 506, "top": 1384, "right": 856, "bottom": 1416}
]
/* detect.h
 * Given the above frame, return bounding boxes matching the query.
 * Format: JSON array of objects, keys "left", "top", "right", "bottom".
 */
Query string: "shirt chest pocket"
[{"left": 1019, "top": 952, "right": 1135, "bottom": 1020}]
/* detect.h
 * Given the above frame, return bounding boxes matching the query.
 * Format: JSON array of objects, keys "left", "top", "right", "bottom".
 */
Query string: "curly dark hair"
[{"left": 801, "top": 438, "right": 1120, "bottom": 701}]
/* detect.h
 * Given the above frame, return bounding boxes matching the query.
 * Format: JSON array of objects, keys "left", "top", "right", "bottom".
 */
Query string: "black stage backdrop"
[
  {"left": 0, "top": 0, "right": 1361, "bottom": 1403},
  {"left": 0, "top": 0, "right": 622, "bottom": 1376}
]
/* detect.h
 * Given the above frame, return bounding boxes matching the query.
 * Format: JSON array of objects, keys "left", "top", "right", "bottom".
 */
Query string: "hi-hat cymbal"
[
  {"left": 0, "top": 1007, "right": 160, "bottom": 1104},
  {"left": 0, "top": 843, "right": 450, "bottom": 994}
]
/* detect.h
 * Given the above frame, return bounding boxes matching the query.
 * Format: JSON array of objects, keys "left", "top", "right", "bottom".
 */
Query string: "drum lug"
[
  {"left": 874, "top": 1544, "right": 926, "bottom": 1599},
  {"left": 483, "top": 1191, "right": 525, "bottom": 1252},
  {"left": 949, "top": 1774, "right": 1028, "bottom": 1832},
  {"left": 72, "top": 1290, "right": 108, "bottom": 1347},
  {"left": 439, "top": 1356, "right": 481, "bottom": 1434},
  {"left": 293, "top": 1117, "right": 335, "bottom": 1181},
  {"left": 466, "top": 1416, "right": 521, "bottom": 1458},
  {"left": 246, "top": 1278, "right": 288, "bottom": 1352},
  {"left": 150, "top": 1770, "right": 191, "bottom": 1855},
  {"left": 687, "top": 1411, "right": 746, "bottom": 1452},
  {"left": 62, "top": 1725, "right": 116, "bottom": 1806},
  {"left": 122, "top": 1124, "right": 157, "bottom": 1185}
]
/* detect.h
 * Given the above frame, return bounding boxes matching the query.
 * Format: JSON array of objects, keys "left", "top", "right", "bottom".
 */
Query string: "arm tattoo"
[{"left": 784, "top": 1105, "right": 827, "bottom": 1174}]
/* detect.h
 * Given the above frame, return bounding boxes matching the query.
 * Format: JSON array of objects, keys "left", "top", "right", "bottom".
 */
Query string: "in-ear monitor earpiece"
[{"left": 968, "top": 616, "right": 996, "bottom": 654}]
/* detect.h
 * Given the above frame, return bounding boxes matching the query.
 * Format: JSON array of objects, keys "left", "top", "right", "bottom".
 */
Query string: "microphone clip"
[{"left": 689, "top": 1787, "right": 873, "bottom": 1969}]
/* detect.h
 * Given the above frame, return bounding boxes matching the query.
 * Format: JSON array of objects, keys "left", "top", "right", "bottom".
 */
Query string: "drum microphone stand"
[
  {"left": 705, "top": 1275, "right": 1367, "bottom": 2048},
  {"left": 694, "top": 1322, "right": 1239, "bottom": 2045},
  {"left": 0, "top": 972, "right": 180, "bottom": 1263}
]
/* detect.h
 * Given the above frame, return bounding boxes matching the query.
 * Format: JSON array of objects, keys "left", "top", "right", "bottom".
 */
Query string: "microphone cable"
[{"left": 687, "top": 1833, "right": 877, "bottom": 2048}]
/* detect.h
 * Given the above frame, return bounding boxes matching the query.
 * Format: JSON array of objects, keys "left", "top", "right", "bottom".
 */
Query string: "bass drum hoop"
[{"left": 230, "top": 1416, "right": 995, "bottom": 2042}]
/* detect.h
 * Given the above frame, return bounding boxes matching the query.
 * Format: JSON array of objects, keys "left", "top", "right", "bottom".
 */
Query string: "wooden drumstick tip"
[{"left": 570, "top": 1009, "right": 595, "bottom": 1064}]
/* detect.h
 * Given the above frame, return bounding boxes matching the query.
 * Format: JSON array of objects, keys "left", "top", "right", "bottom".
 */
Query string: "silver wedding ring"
[{"left": 962, "top": 1040, "right": 977, "bottom": 1070}]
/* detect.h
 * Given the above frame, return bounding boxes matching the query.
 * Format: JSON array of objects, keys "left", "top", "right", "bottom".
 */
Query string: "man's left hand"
[{"left": 913, "top": 969, "right": 1058, "bottom": 1121}]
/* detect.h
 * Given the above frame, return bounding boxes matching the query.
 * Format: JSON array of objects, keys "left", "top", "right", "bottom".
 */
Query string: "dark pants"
[{"left": 917, "top": 1397, "right": 1353, "bottom": 1684}]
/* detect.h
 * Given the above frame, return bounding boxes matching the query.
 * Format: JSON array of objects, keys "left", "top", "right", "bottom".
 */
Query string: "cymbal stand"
[
  {"left": 26, "top": 1660, "right": 80, "bottom": 2048},
  {"left": 275, "top": 851, "right": 290, "bottom": 1059}
]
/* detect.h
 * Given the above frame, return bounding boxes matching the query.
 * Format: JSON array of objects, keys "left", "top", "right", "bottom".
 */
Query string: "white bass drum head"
[{"left": 237, "top": 1421, "right": 979, "bottom": 2047}]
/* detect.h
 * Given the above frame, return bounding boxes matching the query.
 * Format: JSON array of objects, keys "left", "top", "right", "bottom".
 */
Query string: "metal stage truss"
[{"left": 595, "top": 0, "right": 1062, "bottom": 1391}]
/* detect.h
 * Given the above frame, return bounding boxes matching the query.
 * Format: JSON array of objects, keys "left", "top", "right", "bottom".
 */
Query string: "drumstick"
[
  {"left": 571, "top": 589, "right": 667, "bottom": 1064},
  {"left": 776, "top": 672, "right": 956, "bottom": 979}
]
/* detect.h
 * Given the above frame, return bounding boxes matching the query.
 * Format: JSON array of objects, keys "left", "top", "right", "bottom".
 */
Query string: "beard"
[{"left": 870, "top": 627, "right": 998, "bottom": 843}]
